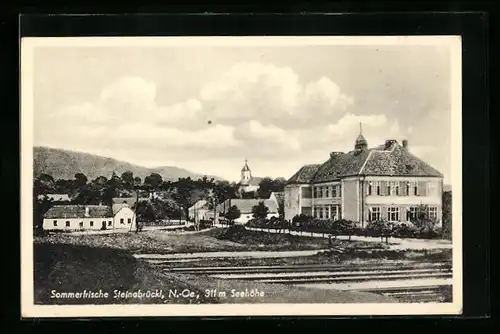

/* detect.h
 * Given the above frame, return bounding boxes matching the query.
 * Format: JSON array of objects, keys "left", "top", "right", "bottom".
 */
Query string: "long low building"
[
  {"left": 285, "top": 129, "right": 444, "bottom": 227},
  {"left": 217, "top": 198, "right": 279, "bottom": 224},
  {"left": 42, "top": 204, "right": 137, "bottom": 232}
]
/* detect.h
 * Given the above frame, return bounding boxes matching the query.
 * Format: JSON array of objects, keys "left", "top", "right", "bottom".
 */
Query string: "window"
[
  {"left": 406, "top": 182, "right": 411, "bottom": 195},
  {"left": 367, "top": 182, "right": 372, "bottom": 195},
  {"left": 413, "top": 182, "right": 418, "bottom": 196},
  {"left": 387, "top": 183, "right": 392, "bottom": 196},
  {"left": 370, "top": 207, "right": 381, "bottom": 221},
  {"left": 319, "top": 207, "right": 324, "bottom": 219},
  {"left": 331, "top": 206, "right": 338, "bottom": 220},
  {"left": 90, "top": 221, "right": 94, "bottom": 227},
  {"left": 428, "top": 207, "right": 438, "bottom": 219},
  {"left": 53, "top": 220, "right": 57, "bottom": 227},
  {"left": 394, "top": 182, "right": 400, "bottom": 196},
  {"left": 332, "top": 186, "right": 337, "bottom": 198},
  {"left": 428, "top": 182, "right": 437, "bottom": 196},
  {"left": 407, "top": 207, "right": 418, "bottom": 221},
  {"left": 120, "top": 218, "right": 124, "bottom": 224},
  {"left": 314, "top": 187, "right": 321, "bottom": 198},
  {"left": 127, "top": 218, "right": 131, "bottom": 224},
  {"left": 388, "top": 207, "right": 400, "bottom": 222},
  {"left": 66, "top": 221, "right": 70, "bottom": 227},
  {"left": 373, "top": 181, "right": 381, "bottom": 195},
  {"left": 108, "top": 221, "right": 112, "bottom": 226},
  {"left": 325, "top": 187, "right": 330, "bottom": 198}
]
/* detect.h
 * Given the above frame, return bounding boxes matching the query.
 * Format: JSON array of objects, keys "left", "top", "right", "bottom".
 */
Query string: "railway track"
[{"left": 138, "top": 254, "right": 453, "bottom": 303}]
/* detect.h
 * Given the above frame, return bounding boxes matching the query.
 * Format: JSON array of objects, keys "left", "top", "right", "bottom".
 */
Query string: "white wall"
[
  {"left": 42, "top": 217, "right": 113, "bottom": 231},
  {"left": 235, "top": 213, "right": 279, "bottom": 225},
  {"left": 113, "top": 207, "right": 137, "bottom": 231}
]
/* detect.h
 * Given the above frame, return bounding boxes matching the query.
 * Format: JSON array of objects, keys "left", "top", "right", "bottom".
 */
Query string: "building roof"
[
  {"left": 37, "top": 194, "right": 71, "bottom": 202},
  {"left": 310, "top": 140, "right": 442, "bottom": 183},
  {"left": 44, "top": 205, "right": 113, "bottom": 219},
  {"left": 111, "top": 197, "right": 147, "bottom": 206},
  {"left": 241, "top": 160, "right": 251, "bottom": 172},
  {"left": 286, "top": 164, "right": 322, "bottom": 184},
  {"left": 112, "top": 203, "right": 135, "bottom": 215},
  {"left": 189, "top": 200, "right": 209, "bottom": 211},
  {"left": 218, "top": 199, "right": 278, "bottom": 214},
  {"left": 270, "top": 192, "right": 285, "bottom": 206},
  {"left": 288, "top": 140, "right": 443, "bottom": 185}
]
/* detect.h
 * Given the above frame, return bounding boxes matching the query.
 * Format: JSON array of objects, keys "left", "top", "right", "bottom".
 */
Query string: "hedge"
[{"left": 245, "top": 215, "right": 442, "bottom": 240}]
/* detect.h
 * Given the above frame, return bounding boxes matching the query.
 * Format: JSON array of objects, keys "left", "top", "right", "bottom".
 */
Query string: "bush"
[{"left": 392, "top": 222, "right": 418, "bottom": 238}]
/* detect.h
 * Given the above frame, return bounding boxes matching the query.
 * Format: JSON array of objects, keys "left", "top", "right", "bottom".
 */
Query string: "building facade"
[
  {"left": 217, "top": 198, "right": 279, "bottom": 224},
  {"left": 284, "top": 131, "right": 443, "bottom": 227},
  {"left": 43, "top": 204, "right": 136, "bottom": 231}
]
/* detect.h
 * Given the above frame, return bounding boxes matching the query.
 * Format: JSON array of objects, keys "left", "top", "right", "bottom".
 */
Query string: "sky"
[{"left": 31, "top": 38, "right": 455, "bottom": 183}]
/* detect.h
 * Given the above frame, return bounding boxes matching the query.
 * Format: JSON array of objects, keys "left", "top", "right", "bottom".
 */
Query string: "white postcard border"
[{"left": 20, "top": 35, "right": 463, "bottom": 318}]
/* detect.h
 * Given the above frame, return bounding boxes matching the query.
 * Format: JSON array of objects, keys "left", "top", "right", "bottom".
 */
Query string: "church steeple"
[
  {"left": 354, "top": 122, "right": 368, "bottom": 151},
  {"left": 240, "top": 159, "right": 252, "bottom": 185}
]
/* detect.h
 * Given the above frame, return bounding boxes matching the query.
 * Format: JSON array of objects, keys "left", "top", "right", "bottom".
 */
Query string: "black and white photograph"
[{"left": 21, "top": 36, "right": 462, "bottom": 317}]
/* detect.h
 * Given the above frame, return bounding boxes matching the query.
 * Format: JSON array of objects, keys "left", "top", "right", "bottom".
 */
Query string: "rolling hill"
[{"left": 33, "top": 146, "right": 225, "bottom": 182}]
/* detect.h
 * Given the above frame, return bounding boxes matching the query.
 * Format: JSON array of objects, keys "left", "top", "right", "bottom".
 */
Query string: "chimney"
[
  {"left": 402, "top": 139, "right": 408, "bottom": 149},
  {"left": 384, "top": 139, "right": 397, "bottom": 150},
  {"left": 330, "top": 151, "right": 343, "bottom": 158},
  {"left": 85, "top": 206, "right": 90, "bottom": 217}
]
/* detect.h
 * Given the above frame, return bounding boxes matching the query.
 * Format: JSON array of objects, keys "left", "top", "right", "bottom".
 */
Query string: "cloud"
[{"left": 41, "top": 62, "right": 403, "bottom": 162}]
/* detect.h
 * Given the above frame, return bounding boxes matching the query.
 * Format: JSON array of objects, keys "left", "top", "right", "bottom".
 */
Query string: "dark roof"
[
  {"left": 313, "top": 149, "right": 371, "bottom": 183},
  {"left": 44, "top": 205, "right": 113, "bottom": 219},
  {"left": 286, "top": 164, "right": 321, "bottom": 184},
  {"left": 241, "top": 162, "right": 251, "bottom": 172},
  {"left": 359, "top": 144, "right": 443, "bottom": 177},
  {"left": 291, "top": 140, "right": 443, "bottom": 184},
  {"left": 218, "top": 199, "right": 278, "bottom": 214},
  {"left": 111, "top": 197, "right": 147, "bottom": 206}
]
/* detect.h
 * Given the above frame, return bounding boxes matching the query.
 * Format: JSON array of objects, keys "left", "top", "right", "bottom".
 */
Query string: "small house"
[{"left": 43, "top": 204, "right": 136, "bottom": 232}]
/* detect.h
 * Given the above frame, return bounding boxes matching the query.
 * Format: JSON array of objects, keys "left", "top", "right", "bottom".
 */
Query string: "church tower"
[
  {"left": 354, "top": 122, "right": 368, "bottom": 151},
  {"left": 240, "top": 159, "right": 252, "bottom": 185}
]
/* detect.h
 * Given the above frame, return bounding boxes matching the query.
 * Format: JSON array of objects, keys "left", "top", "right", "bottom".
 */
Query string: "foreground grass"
[
  {"left": 35, "top": 226, "right": 386, "bottom": 255},
  {"left": 34, "top": 243, "right": 397, "bottom": 304}
]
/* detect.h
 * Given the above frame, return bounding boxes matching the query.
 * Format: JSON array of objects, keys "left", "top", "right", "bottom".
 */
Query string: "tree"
[
  {"left": 33, "top": 195, "right": 53, "bottom": 234},
  {"left": 366, "top": 219, "right": 392, "bottom": 243},
  {"left": 74, "top": 173, "right": 88, "bottom": 189},
  {"left": 225, "top": 205, "right": 241, "bottom": 224},
  {"left": 133, "top": 176, "right": 142, "bottom": 187},
  {"left": 136, "top": 201, "right": 156, "bottom": 223},
  {"left": 171, "top": 177, "right": 197, "bottom": 220},
  {"left": 257, "top": 177, "right": 287, "bottom": 199},
  {"left": 121, "top": 171, "right": 134, "bottom": 190},
  {"left": 252, "top": 201, "right": 269, "bottom": 220},
  {"left": 144, "top": 173, "right": 163, "bottom": 193},
  {"left": 442, "top": 191, "right": 452, "bottom": 240},
  {"left": 35, "top": 173, "right": 56, "bottom": 194},
  {"left": 413, "top": 204, "right": 439, "bottom": 237}
]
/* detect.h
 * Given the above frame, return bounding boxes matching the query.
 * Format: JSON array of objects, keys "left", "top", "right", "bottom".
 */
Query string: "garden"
[{"left": 245, "top": 212, "right": 443, "bottom": 243}]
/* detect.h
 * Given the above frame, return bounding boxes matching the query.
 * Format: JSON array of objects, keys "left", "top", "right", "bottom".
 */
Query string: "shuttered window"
[{"left": 418, "top": 181, "right": 427, "bottom": 196}]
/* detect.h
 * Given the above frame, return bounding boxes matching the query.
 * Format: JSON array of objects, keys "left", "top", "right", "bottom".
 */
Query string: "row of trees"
[
  {"left": 33, "top": 171, "right": 287, "bottom": 232},
  {"left": 245, "top": 204, "right": 442, "bottom": 242}
]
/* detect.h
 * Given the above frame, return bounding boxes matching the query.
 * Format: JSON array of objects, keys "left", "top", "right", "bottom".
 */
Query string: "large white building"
[{"left": 284, "top": 130, "right": 444, "bottom": 228}]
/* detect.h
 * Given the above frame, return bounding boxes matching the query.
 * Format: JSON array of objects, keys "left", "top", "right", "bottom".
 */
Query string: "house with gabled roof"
[
  {"left": 43, "top": 204, "right": 136, "bottom": 232},
  {"left": 217, "top": 198, "right": 279, "bottom": 224},
  {"left": 284, "top": 127, "right": 444, "bottom": 227}
]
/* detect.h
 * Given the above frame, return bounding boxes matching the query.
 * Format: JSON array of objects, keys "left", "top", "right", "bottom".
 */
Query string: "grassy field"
[
  {"left": 34, "top": 242, "right": 397, "bottom": 304},
  {"left": 35, "top": 226, "right": 385, "bottom": 254}
]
